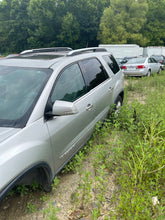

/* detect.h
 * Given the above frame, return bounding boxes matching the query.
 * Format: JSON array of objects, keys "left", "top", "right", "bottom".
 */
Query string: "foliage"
[
  {"left": 108, "top": 73, "right": 165, "bottom": 219},
  {"left": 67, "top": 72, "right": 165, "bottom": 219},
  {"left": 0, "top": 0, "right": 30, "bottom": 53},
  {"left": 42, "top": 201, "right": 60, "bottom": 220},
  {"left": 56, "top": 12, "right": 80, "bottom": 47},
  {"left": 143, "top": 0, "right": 165, "bottom": 46},
  {"left": 0, "top": 0, "right": 109, "bottom": 53},
  {"left": 0, "top": 0, "right": 165, "bottom": 53},
  {"left": 25, "top": 201, "right": 37, "bottom": 213},
  {"left": 16, "top": 184, "right": 29, "bottom": 196},
  {"left": 66, "top": 0, "right": 109, "bottom": 47},
  {"left": 51, "top": 176, "right": 59, "bottom": 191},
  {"left": 98, "top": 0, "right": 148, "bottom": 46}
]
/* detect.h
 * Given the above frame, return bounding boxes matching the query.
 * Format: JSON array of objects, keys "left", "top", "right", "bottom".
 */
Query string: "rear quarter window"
[{"left": 103, "top": 55, "right": 120, "bottom": 74}]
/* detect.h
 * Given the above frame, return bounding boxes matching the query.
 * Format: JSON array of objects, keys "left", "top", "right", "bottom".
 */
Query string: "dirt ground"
[
  {"left": 0, "top": 154, "right": 116, "bottom": 220},
  {"left": 124, "top": 78, "right": 146, "bottom": 104}
]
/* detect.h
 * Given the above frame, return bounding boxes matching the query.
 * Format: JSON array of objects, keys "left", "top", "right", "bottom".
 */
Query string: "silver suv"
[{"left": 0, "top": 47, "right": 124, "bottom": 201}]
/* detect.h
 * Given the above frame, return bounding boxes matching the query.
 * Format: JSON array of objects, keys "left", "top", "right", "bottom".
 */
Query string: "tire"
[
  {"left": 157, "top": 67, "right": 162, "bottom": 74},
  {"left": 146, "top": 70, "right": 151, "bottom": 77},
  {"left": 42, "top": 182, "right": 52, "bottom": 192},
  {"left": 114, "top": 96, "right": 123, "bottom": 115}
]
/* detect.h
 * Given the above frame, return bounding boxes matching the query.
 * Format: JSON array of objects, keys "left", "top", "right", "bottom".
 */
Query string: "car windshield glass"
[
  {"left": 0, "top": 66, "right": 52, "bottom": 128},
  {"left": 152, "top": 56, "right": 162, "bottom": 61},
  {"left": 127, "top": 57, "right": 146, "bottom": 64}
]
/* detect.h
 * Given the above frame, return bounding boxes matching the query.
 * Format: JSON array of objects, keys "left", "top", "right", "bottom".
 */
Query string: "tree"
[
  {"left": 0, "top": 0, "right": 12, "bottom": 53},
  {"left": 142, "top": 0, "right": 165, "bottom": 46},
  {"left": 98, "top": 0, "right": 148, "bottom": 46},
  {"left": 28, "top": 0, "right": 109, "bottom": 49},
  {"left": 27, "top": 0, "right": 66, "bottom": 48},
  {"left": 0, "top": 0, "right": 30, "bottom": 53},
  {"left": 67, "top": 0, "right": 110, "bottom": 47},
  {"left": 56, "top": 12, "right": 80, "bottom": 48}
]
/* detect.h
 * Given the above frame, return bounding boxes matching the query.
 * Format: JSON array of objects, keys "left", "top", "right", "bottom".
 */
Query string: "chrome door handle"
[
  {"left": 86, "top": 104, "right": 93, "bottom": 111},
  {"left": 109, "top": 87, "right": 113, "bottom": 92},
  {"left": 108, "top": 87, "right": 113, "bottom": 92}
]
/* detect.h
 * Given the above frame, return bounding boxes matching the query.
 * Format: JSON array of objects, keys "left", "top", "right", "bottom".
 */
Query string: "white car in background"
[{"left": 121, "top": 56, "right": 162, "bottom": 76}]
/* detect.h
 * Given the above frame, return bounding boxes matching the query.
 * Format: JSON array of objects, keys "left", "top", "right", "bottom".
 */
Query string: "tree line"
[{"left": 0, "top": 0, "right": 165, "bottom": 54}]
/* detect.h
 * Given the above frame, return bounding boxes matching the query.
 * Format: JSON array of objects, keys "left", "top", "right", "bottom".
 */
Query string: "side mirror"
[{"left": 51, "top": 100, "right": 78, "bottom": 116}]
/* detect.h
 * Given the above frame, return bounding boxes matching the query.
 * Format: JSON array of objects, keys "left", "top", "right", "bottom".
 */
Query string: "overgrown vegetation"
[
  {"left": 62, "top": 72, "right": 165, "bottom": 219},
  {"left": 3, "top": 72, "right": 165, "bottom": 219}
]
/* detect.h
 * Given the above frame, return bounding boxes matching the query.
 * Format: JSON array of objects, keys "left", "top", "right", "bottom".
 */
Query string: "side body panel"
[{"left": 0, "top": 118, "right": 53, "bottom": 193}]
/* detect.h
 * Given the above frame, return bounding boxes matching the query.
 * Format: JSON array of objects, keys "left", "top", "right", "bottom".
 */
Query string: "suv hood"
[{"left": 0, "top": 127, "right": 21, "bottom": 143}]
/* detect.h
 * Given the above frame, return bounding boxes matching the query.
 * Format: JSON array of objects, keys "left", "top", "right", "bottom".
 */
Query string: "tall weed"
[{"left": 105, "top": 74, "right": 164, "bottom": 219}]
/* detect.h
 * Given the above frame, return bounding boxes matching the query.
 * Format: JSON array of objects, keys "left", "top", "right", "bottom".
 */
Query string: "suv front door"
[{"left": 45, "top": 63, "right": 96, "bottom": 173}]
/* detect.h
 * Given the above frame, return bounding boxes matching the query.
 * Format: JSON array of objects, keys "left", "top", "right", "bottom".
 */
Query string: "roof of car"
[
  {"left": 0, "top": 47, "right": 108, "bottom": 68},
  {"left": 0, "top": 56, "right": 64, "bottom": 68},
  {"left": 20, "top": 47, "right": 72, "bottom": 55}
]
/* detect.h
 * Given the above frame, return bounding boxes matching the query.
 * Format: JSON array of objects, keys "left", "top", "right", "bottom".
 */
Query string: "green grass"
[{"left": 65, "top": 72, "right": 165, "bottom": 219}]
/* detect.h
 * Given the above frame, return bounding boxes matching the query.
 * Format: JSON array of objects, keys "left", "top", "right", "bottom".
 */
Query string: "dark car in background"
[
  {"left": 116, "top": 57, "right": 138, "bottom": 69},
  {"left": 150, "top": 55, "right": 165, "bottom": 70}
]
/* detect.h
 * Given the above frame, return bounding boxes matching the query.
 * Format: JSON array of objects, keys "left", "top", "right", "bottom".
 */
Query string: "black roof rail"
[
  {"left": 67, "top": 47, "right": 107, "bottom": 56},
  {"left": 20, "top": 47, "right": 72, "bottom": 55}
]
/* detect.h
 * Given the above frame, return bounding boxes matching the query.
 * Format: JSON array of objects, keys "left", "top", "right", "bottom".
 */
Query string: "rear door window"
[
  {"left": 103, "top": 55, "right": 120, "bottom": 74},
  {"left": 79, "top": 58, "right": 109, "bottom": 91}
]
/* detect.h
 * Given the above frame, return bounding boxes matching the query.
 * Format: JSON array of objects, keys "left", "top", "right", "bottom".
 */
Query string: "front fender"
[
  {"left": 0, "top": 118, "right": 54, "bottom": 201},
  {"left": 0, "top": 161, "right": 52, "bottom": 202}
]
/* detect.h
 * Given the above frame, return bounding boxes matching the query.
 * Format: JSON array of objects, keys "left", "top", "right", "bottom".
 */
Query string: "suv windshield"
[{"left": 0, "top": 66, "right": 52, "bottom": 128}]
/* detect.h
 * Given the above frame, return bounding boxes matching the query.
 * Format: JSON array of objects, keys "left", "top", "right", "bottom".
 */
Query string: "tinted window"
[
  {"left": 151, "top": 55, "right": 164, "bottom": 62},
  {"left": 79, "top": 58, "right": 109, "bottom": 91},
  {"left": 0, "top": 66, "right": 52, "bottom": 128},
  {"left": 51, "top": 63, "right": 86, "bottom": 103},
  {"left": 103, "top": 55, "right": 120, "bottom": 74},
  {"left": 150, "top": 58, "right": 157, "bottom": 63},
  {"left": 148, "top": 58, "right": 152, "bottom": 63}
]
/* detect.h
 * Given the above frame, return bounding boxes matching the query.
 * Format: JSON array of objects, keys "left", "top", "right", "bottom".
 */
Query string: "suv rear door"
[
  {"left": 79, "top": 57, "right": 113, "bottom": 123},
  {"left": 102, "top": 54, "right": 123, "bottom": 103}
]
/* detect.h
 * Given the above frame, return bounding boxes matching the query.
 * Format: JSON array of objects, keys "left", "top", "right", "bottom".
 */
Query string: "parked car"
[
  {"left": 121, "top": 56, "right": 138, "bottom": 64},
  {"left": 116, "top": 56, "right": 138, "bottom": 69},
  {"left": 150, "top": 55, "right": 165, "bottom": 70},
  {"left": 115, "top": 58, "right": 123, "bottom": 67},
  {"left": 0, "top": 47, "right": 124, "bottom": 201},
  {"left": 121, "top": 56, "right": 162, "bottom": 76}
]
